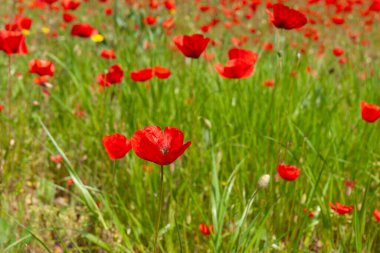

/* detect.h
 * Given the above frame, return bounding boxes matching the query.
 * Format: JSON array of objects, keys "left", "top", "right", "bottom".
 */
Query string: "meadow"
[{"left": 0, "top": 0, "right": 379, "bottom": 252}]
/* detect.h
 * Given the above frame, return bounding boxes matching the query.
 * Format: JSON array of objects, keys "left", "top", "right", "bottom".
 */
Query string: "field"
[{"left": 0, "top": 0, "right": 379, "bottom": 252}]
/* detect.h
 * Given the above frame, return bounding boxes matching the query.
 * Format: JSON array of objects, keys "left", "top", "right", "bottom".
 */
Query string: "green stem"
[{"left": 154, "top": 165, "right": 164, "bottom": 253}]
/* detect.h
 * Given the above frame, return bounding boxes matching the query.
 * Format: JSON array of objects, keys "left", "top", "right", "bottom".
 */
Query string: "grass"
[{"left": 0, "top": 0, "right": 379, "bottom": 252}]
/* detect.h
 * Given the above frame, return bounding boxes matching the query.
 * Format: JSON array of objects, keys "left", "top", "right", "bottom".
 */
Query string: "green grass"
[{"left": 0, "top": 1, "right": 379, "bottom": 252}]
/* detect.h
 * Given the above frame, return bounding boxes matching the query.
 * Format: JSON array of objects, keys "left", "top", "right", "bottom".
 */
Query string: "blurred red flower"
[
  {"left": 215, "top": 48, "right": 258, "bottom": 79},
  {"left": 97, "top": 64, "right": 124, "bottom": 87},
  {"left": 277, "top": 164, "right": 301, "bottom": 181},
  {"left": 131, "top": 126, "right": 191, "bottom": 166},
  {"left": 268, "top": 4, "right": 307, "bottom": 30},
  {"left": 199, "top": 223, "right": 213, "bottom": 236},
  {"left": 0, "top": 30, "right": 28, "bottom": 55},
  {"left": 361, "top": 101, "right": 380, "bottom": 123},
  {"left": 374, "top": 210, "right": 380, "bottom": 222},
  {"left": 153, "top": 66, "right": 171, "bottom": 79},
  {"left": 5, "top": 16, "right": 32, "bottom": 31},
  {"left": 100, "top": 49, "right": 116, "bottom": 60},
  {"left": 331, "top": 16, "right": 345, "bottom": 25},
  {"left": 102, "top": 133, "right": 132, "bottom": 160},
  {"left": 63, "top": 13, "right": 76, "bottom": 23},
  {"left": 329, "top": 202, "right": 354, "bottom": 215},
  {"left": 173, "top": 34, "right": 210, "bottom": 59},
  {"left": 332, "top": 48, "right": 344, "bottom": 57},
  {"left": 51, "top": 154, "right": 63, "bottom": 163},
  {"left": 29, "top": 59, "right": 55, "bottom": 77},
  {"left": 130, "top": 68, "right": 153, "bottom": 82},
  {"left": 61, "top": 0, "right": 80, "bottom": 10},
  {"left": 71, "top": 23, "right": 97, "bottom": 38}
]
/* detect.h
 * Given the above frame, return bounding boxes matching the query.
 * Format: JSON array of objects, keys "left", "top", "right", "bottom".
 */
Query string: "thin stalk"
[{"left": 154, "top": 165, "right": 164, "bottom": 253}]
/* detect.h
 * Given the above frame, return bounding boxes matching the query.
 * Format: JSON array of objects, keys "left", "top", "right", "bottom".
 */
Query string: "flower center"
[{"left": 160, "top": 147, "right": 169, "bottom": 154}]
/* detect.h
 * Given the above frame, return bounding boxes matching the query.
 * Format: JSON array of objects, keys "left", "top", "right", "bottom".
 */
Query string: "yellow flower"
[
  {"left": 91, "top": 34, "right": 104, "bottom": 43},
  {"left": 41, "top": 27, "right": 50, "bottom": 34},
  {"left": 22, "top": 29, "right": 31, "bottom": 36}
]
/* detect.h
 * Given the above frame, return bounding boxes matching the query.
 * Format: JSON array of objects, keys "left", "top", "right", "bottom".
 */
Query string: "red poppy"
[
  {"left": 63, "top": 13, "right": 76, "bottom": 23},
  {"left": 29, "top": 59, "right": 55, "bottom": 77},
  {"left": 105, "top": 8, "right": 113, "bottom": 15},
  {"left": 100, "top": 49, "right": 116, "bottom": 60},
  {"left": 43, "top": 0, "right": 58, "bottom": 4},
  {"left": 277, "top": 164, "right": 301, "bottom": 181},
  {"left": 268, "top": 4, "right": 307, "bottom": 30},
  {"left": 173, "top": 34, "right": 210, "bottom": 59},
  {"left": 97, "top": 64, "right": 124, "bottom": 86},
  {"left": 374, "top": 210, "right": 380, "bottom": 222},
  {"left": 66, "top": 178, "right": 74, "bottom": 186},
  {"left": 215, "top": 48, "right": 258, "bottom": 79},
  {"left": 162, "top": 17, "right": 175, "bottom": 30},
  {"left": 131, "top": 126, "right": 191, "bottom": 166},
  {"left": 61, "top": 0, "right": 80, "bottom": 10},
  {"left": 329, "top": 202, "right": 354, "bottom": 215},
  {"left": 331, "top": 16, "right": 345, "bottom": 25},
  {"left": 0, "top": 30, "right": 28, "bottom": 55},
  {"left": 143, "top": 16, "right": 157, "bottom": 26},
  {"left": 5, "top": 16, "right": 33, "bottom": 31},
  {"left": 215, "top": 59, "right": 255, "bottom": 79},
  {"left": 262, "top": 79, "right": 275, "bottom": 87},
  {"left": 130, "top": 68, "right": 153, "bottom": 82},
  {"left": 361, "top": 101, "right": 380, "bottom": 123},
  {"left": 153, "top": 66, "right": 171, "bottom": 79},
  {"left": 332, "top": 48, "right": 344, "bottom": 57},
  {"left": 164, "top": 0, "right": 176, "bottom": 12},
  {"left": 51, "top": 154, "right": 63, "bottom": 163},
  {"left": 0, "top": 105, "right": 3, "bottom": 112},
  {"left": 199, "top": 224, "right": 213, "bottom": 236},
  {"left": 71, "top": 23, "right": 97, "bottom": 38},
  {"left": 102, "top": 133, "right": 132, "bottom": 160}
]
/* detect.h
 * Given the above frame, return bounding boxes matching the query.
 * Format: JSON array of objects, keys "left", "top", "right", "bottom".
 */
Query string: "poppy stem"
[
  {"left": 154, "top": 165, "right": 164, "bottom": 253},
  {"left": 7, "top": 55, "right": 11, "bottom": 118}
]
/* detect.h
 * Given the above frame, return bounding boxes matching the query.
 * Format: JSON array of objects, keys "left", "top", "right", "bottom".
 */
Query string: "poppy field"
[{"left": 0, "top": 0, "right": 380, "bottom": 252}]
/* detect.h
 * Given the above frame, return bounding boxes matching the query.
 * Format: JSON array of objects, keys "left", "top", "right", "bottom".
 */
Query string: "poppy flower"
[
  {"left": 263, "top": 79, "right": 275, "bottom": 87},
  {"left": 277, "top": 164, "right": 301, "bottom": 181},
  {"left": 100, "top": 49, "right": 116, "bottom": 59},
  {"left": 67, "top": 178, "right": 74, "bottom": 186},
  {"left": 102, "top": 133, "right": 132, "bottom": 160},
  {"left": 97, "top": 64, "right": 124, "bottom": 86},
  {"left": 153, "top": 66, "right": 171, "bottom": 79},
  {"left": 130, "top": 68, "right": 153, "bottom": 82},
  {"left": 29, "top": 59, "right": 55, "bottom": 77},
  {"left": 0, "top": 105, "right": 3, "bottom": 112},
  {"left": 131, "top": 126, "right": 191, "bottom": 166},
  {"left": 143, "top": 16, "right": 157, "bottom": 26},
  {"left": 71, "top": 23, "right": 97, "bottom": 38},
  {"left": 199, "top": 224, "right": 213, "bottom": 236},
  {"left": 0, "top": 30, "right": 28, "bottom": 55},
  {"left": 164, "top": 0, "right": 176, "bottom": 12},
  {"left": 215, "top": 59, "right": 255, "bottom": 79},
  {"left": 105, "top": 8, "right": 113, "bottom": 15},
  {"left": 374, "top": 210, "right": 380, "bottom": 222},
  {"left": 63, "top": 13, "right": 76, "bottom": 23},
  {"left": 329, "top": 202, "right": 354, "bottom": 215},
  {"left": 162, "top": 17, "right": 175, "bottom": 30},
  {"left": 43, "top": 0, "right": 58, "bottom": 4},
  {"left": 173, "top": 34, "right": 210, "bottom": 59},
  {"left": 215, "top": 48, "right": 258, "bottom": 79},
  {"left": 332, "top": 48, "right": 344, "bottom": 57},
  {"left": 331, "top": 16, "right": 345, "bottom": 25},
  {"left": 51, "top": 154, "right": 63, "bottom": 163},
  {"left": 5, "top": 16, "right": 33, "bottom": 31},
  {"left": 361, "top": 101, "right": 380, "bottom": 123},
  {"left": 268, "top": 4, "right": 307, "bottom": 30},
  {"left": 61, "top": 0, "right": 80, "bottom": 10}
]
